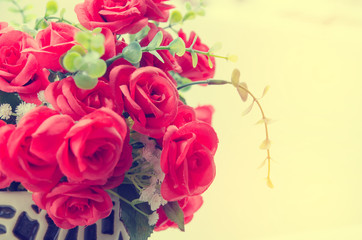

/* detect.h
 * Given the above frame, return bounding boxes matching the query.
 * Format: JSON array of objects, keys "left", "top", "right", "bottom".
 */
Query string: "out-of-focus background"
[{"left": 2, "top": 0, "right": 362, "bottom": 239}]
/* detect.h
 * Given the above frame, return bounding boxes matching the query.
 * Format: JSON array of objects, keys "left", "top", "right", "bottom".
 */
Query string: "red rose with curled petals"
[
  {"left": 171, "top": 102, "right": 196, "bottom": 128},
  {"left": 140, "top": 23, "right": 181, "bottom": 73},
  {"left": 160, "top": 122, "right": 218, "bottom": 201},
  {"left": 32, "top": 182, "right": 113, "bottom": 229},
  {"left": 75, "top": 0, "right": 172, "bottom": 35},
  {"left": 4, "top": 107, "right": 74, "bottom": 192},
  {"left": 44, "top": 76, "right": 121, "bottom": 121},
  {"left": 0, "top": 30, "right": 49, "bottom": 104},
  {"left": 195, "top": 105, "right": 215, "bottom": 125},
  {"left": 176, "top": 29, "right": 216, "bottom": 81},
  {"left": 57, "top": 108, "right": 131, "bottom": 185},
  {"left": 0, "top": 120, "right": 15, "bottom": 188},
  {"left": 155, "top": 195, "right": 203, "bottom": 231},
  {"left": 110, "top": 65, "right": 179, "bottom": 138}
]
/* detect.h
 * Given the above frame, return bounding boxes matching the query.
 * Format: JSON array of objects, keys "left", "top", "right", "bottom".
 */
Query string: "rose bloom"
[
  {"left": 170, "top": 102, "right": 196, "bottom": 128},
  {"left": 176, "top": 29, "right": 216, "bottom": 81},
  {"left": 195, "top": 105, "right": 215, "bottom": 125},
  {"left": 45, "top": 77, "right": 121, "bottom": 121},
  {"left": 4, "top": 107, "right": 74, "bottom": 192},
  {"left": 160, "top": 122, "right": 218, "bottom": 201},
  {"left": 155, "top": 195, "right": 203, "bottom": 231},
  {"left": 0, "top": 30, "right": 49, "bottom": 104},
  {"left": 0, "top": 120, "right": 15, "bottom": 188},
  {"left": 140, "top": 23, "right": 181, "bottom": 73},
  {"left": 28, "top": 22, "right": 79, "bottom": 71},
  {"left": 57, "top": 108, "right": 132, "bottom": 185},
  {"left": 110, "top": 65, "right": 179, "bottom": 138},
  {"left": 32, "top": 182, "right": 113, "bottom": 229},
  {"left": 75, "top": 0, "right": 173, "bottom": 35}
]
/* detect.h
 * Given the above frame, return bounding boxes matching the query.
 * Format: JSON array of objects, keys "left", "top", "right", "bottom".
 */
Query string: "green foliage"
[
  {"left": 191, "top": 51, "right": 198, "bottom": 68},
  {"left": 73, "top": 72, "right": 98, "bottom": 90},
  {"left": 169, "top": 37, "right": 186, "bottom": 57},
  {"left": 63, "top": 51, "right": 82, "bottom": 72},
  {"left": 163, "top": 201, "right": 185, "bottom": 231},
  {"left": 129, "top": 25, "right": 151, "bottom": 42},
  {"left": 147, "top": 31, "right": 163, "bottom": 50},
  {"left": 45, "top": 0, "right": 58, "bottom": 17},
  {"left": 122, "top": 41, "right": 142, "bottom": 64},
  {"left": 117, "top": 185, "right": 154, "bottom": 240},
  {"left": 169, "top": 10, "right": 183, "bottom": 25}
]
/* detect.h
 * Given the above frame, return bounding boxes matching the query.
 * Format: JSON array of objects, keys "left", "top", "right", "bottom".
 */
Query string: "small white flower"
[
  {"left": 15, "top": 102, "right": 37, "bottom": 122},
  {"left": 148, "top": 212, "right": 159, "bottom": 226},
  {"left": 149, "top": 193, "right": 162, "bottom": 211},
  {"left": 0, "top": 104, "right": 12, "bottom": 120},
  {"left": 37, "top": 91, "right": 46, "bottom": 104},
  {"left": 139, "top": 184, "right": 156, "bottom": 202}
]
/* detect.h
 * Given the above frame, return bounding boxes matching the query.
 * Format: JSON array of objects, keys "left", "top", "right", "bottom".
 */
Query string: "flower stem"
[
  {"left": 9, "top": 0, "right": 26, "bottom": 24},
  {"left": 106, "top": 190, "right": 149, "bottom": 217}
]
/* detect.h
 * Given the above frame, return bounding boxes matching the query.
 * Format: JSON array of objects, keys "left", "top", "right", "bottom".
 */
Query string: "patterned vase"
[{"left": 0, "top": 192, "right": 129, "bottom": 240}]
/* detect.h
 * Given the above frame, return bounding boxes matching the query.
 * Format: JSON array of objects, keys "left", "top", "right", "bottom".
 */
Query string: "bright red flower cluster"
[{"left": 0, "top": 0, "right": 219, "bottom": 231}]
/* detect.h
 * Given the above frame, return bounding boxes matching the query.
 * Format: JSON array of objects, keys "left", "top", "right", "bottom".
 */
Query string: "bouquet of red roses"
[{"left": 0, "top": 0, "right": 273, "bottom": 239}]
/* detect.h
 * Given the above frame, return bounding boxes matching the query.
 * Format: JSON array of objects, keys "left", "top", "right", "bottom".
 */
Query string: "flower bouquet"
[{"left": 0, "top": 0, "right": 273, "bottom": 239}]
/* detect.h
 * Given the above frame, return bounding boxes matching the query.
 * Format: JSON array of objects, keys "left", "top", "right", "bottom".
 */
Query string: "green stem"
[
  {"left": 10, "top": 0, "right": 26, "bottom": 24},
  {"left": 105, "top": 53, "right": 124, "bottom": 66},
  {"left": 107, "top": 190, "right": 149, "bottom": 217},
  {"left": 177, "top": 79, "right": 229, "bottom": 90}
]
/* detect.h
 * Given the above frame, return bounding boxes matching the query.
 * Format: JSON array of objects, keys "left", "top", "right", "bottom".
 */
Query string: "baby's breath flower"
[
  {"left": 37, "top": 90, "right": 46, "bottom": 104},
  {"left": 0, "top": 104, "right": 12, "bottom": 120},
  {"left": 16, "top": 102, "right": 37, "bottom": 122},
  {"left": 148, "top": 212, "right": 159, "bottom": 226}
]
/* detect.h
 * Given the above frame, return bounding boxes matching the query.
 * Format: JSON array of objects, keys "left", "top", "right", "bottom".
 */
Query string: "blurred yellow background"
[{"left": 2, "top": 0, "right": 362, "bottom": 239}]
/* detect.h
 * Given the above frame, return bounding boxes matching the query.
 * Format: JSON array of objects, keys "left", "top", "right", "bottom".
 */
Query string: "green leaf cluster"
[{"left": 62, "top": 29, "right": 107, "bottom": 89}]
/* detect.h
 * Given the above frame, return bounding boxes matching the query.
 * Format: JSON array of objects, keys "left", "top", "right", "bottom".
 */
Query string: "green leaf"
[
  {"left": 231, "top": 68, "right": 240, "bottom": 87},
  {"left": 24, "top": 14, "right": 36, "bottom": 23},
  {"left": 45, "top": 0, "right": 58, "bottom": 16},
  {"left": 191, "top": 51, "right": 198, "bottom": 68},
  {"left": 23, "top": 4, "right": 33, "bottom": 11},
  {"left": 131, "top": 25, "right": 150, "bottom": 41},
  {"left": 242, "top": 101, "right": 254, "bottom": 116},
  {"left": 60, "top": 8, "right": 66, "bottom": 18},
  {"left": 260, "top": 139, "right": 271, "bottom": 150},
  {"left": 185, "top": 2, "right": 192, "bottom": 11},
  {"left": 84, "top": 59, "right": 107, "bottom": 78},
  {"left": 169, "top": 10, "right": 183, "bottom": 25},
  {"left": 183, "top": 11, "right": 196, "bottom": 22},
  {"left": 122, "top": 41, "right": 142, "bottom": 64},
  {"left": 237, "top": 82, "right": 248, "bottom": 102},
  {"left": 73, "top": 71, "right": 98, "bottom": 90},
  {"left": 208, "top": 56, "right": 213, "bottom": 68},
  {"left": 179, "top": 94, "right": 187, "bottom": 105},
  {"left": 196, "top": 8, "right": 205, "bottom": 16},
  {"left": 169, "top": 37, "right": 186, "bottom": 57},
  {"left": 118, "top": 185, "right": 154, "bottom": 240},
  {"left": 150, "top": 50, "right": 164, "bottom": 63},
  {"left": 8, "top": 7, "right": 21, "bottom": 13},
  {"left": 261, "top": 85, "right": 270, "bottom": 98},
  {"left": 62, "top": 51, "right": 82, "bottom": 72},
  {"left": 75, "top": 31, "right": 91, "bottom": 49},
  {"left": 147, "top": 31, "right": 163, "bottom": 50},
  {"left": 209, "top": 42, "right": 222, "bottom": 53},
  {"left": 163, "top": 201, "right": 185, "bottom": 231}
]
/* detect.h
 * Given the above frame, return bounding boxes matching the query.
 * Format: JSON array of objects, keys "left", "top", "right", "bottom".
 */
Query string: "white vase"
[{"left": 0, "top": 191, "right": 130, "bottom": 240}]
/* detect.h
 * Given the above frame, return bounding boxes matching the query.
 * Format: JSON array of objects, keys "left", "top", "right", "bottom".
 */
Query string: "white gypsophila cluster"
[
  {"left": 15, "top": 102, "right": 37, "bottom": 123},
  {"left": 37, "top": 91, "right": 46, "bottom": 104},
  {"left": 148, "top": 211, "right": 159, "bottom": 226},
  {"left": 139, "top": 136, "right": 167, "bottom": 213},
  {"left": 0, "top": 104, "right": 12, "bottom": 120}
]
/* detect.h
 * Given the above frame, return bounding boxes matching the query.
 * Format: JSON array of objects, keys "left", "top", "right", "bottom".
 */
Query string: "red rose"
[
  {"left": 195, "top": 105, "right": 215, "bottom": 125},
  {"left": 110, "top": 65, "right": 179, "bottom": 138},
  {"left": 29, "top": 22, "right": 79, "bottom": 71},
  {"left": 32, "top": 182, "right": 113, "bottom": 229},
  {"left": 171, "top": 102, "right": 196, "bottom": 128},
  {"left": 176, "top": 29, "right": 216, "bottom": 81},
  {"left": 0, "top": 120, "right": 15, "bottom": 188},
  {"left": 140, "top": 23, "right": 181, "bottom": 73},
  {"left": 4, "top": 107, "right": 74, "bottom": 192},
  {"left": 155, "top": 195, "right": 203, "bottom": 231},
  {"left": 160, "top": 122, "right": 218, "bottom": 201},
  {"left": 45, "top": 76, "right": 121, "bottom": 121},
  {"left": 0, "top": 30, "right": 49, "bottom": 104},
  {"left": 75, "top": 0, "right": 172, "bottom": 35},
  {"left": 57, "top": 108, "right": 131, "bottom": 185}
]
